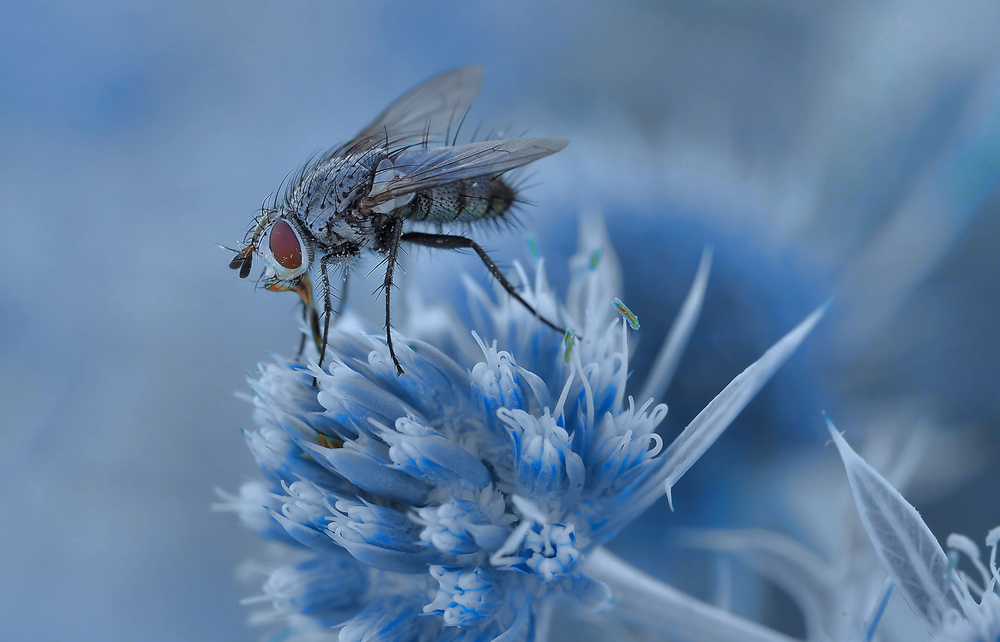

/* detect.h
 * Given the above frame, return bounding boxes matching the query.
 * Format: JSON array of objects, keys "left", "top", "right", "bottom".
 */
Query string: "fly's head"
[{"left": 229, "top": 211, "right": 316, "bottom": 311}]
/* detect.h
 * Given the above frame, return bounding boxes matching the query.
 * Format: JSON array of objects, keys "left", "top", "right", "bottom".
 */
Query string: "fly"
[{"left": 229, "top": 66, "right": 568, "bottom": 375}]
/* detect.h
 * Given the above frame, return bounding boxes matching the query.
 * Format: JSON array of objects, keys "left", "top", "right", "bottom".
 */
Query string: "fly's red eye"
[{"left": 269, "top": 220, "right": 303, "bottom": 270}]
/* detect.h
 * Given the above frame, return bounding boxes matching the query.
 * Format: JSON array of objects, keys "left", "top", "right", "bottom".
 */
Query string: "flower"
[
  {"left": 826, "top": 417, "right": 1000, "bottom": 642},
  {"left": 217, "top": 218, "right": 824, "bottom": 640}
]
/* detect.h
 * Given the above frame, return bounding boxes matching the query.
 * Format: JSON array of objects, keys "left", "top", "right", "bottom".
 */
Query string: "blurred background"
[{"left": 1, "top": 0, "right": 997, "bottom": 639}]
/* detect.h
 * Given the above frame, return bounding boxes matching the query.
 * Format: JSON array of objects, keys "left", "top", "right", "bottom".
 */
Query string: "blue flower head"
[{"left": 218, "top": 218, "right": 823, "bottom": 640}]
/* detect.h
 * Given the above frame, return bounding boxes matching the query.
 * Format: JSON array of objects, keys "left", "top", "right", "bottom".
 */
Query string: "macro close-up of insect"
[
  {"left": 229, "top": 66, "right": 568, "bottom": 375},
  {"left": 13, "top": 4, "right": 1000, "bottom": 639}
]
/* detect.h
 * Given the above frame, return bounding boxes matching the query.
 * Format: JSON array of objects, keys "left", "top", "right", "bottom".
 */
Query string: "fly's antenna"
[{"left": 250, "top": 207, "right": 269, "bottom": 238}]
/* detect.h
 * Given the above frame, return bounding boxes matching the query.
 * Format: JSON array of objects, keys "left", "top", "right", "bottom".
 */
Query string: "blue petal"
[
  {"left": 339, "top": 595, "right": 438, "bottom": 642},
  {"left": 267, "top": 509, "right": 342, "bottom": 554},
  {"left": 305, "top": 443, "right": 431, "bottom": 505},
  {"left": 328, "top": 501, "right": 439, "bottom": 573},
  {"left": 384, "top": 429, "right": 492, "bottom": 489},
  {"left": 316, "top": 368, "right": 416, "bottom": 433},
  {"left": 286, "top": 555, "right": 369, "bottom": 615},
  {"left": 328, "top": 532, "right": 438, "bottom": 574}
]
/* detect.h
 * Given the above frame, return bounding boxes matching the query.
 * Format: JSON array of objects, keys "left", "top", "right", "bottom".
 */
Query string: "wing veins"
[{"left": 370, "top": 138, "right": 567, "bottom": 203}]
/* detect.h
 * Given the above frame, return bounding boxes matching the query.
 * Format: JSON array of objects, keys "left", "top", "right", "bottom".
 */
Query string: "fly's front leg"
[
  {"left": 400, "top": 231, "right": 565, "bottom": 334},
  {"left": 317, "top": 253, "right": 336, "bottom": 371},
  {"left": 382, "top": 218, "right": 406, "bottom": 376}
]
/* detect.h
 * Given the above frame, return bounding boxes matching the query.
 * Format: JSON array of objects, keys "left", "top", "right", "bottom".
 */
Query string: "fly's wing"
[
  {"left": 367, "top": 138, "right": 568, "bottom": 205},
  {"left": 341, "top": 66, "right": 484, "bottom": 154}
]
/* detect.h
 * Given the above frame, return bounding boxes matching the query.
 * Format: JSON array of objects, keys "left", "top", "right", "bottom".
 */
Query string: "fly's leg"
[
  {"left": 382, "top": 218, "right": 406, "bottom": 376},
  {"left": 309, "top": 260, "right": 350, "bottom": 388},
  {"left": 311, "top": 259, "right": 351, "bottom": 374},
  {"left": 317, "top": 253, "right": 336, "bottom": 371},
  {"left": 400, "top": 231, "right": 565, "bottom": 334}
]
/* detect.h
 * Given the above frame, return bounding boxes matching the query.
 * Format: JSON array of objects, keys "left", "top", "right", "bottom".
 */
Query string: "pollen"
[
  {"left": 612, "top": 297, "right": 640, "bottom": 330},
  {"left": 563, "top": 330, "right": 576, "bottom": 363}
]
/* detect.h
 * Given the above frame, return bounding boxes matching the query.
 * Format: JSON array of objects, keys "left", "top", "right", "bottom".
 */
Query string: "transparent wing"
[
  {"left": 367, "top": 138, "right": 568, "bottom": 205},
  {"left": 342, "top": 66, "right": 484, "bottom": 153}
]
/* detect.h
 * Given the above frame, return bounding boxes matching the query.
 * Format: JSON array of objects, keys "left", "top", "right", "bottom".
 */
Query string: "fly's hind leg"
[{"left": 400, "top": 231, "right": 566, "bottom": 334}]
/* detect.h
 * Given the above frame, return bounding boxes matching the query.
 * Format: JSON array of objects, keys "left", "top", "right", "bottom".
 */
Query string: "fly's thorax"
[
  {"left": 286, "top": 147, "right": 386, "bottom": 229},
  {"left": 412, "top": 176, "right": 516, "bottom": 223},
  {"left": 310, "top": 210, "right": 370, "bottom": 249}
]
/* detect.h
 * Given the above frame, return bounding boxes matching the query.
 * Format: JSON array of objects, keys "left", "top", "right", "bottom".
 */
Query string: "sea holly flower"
[
  {"left": 826, "top": 418, "right": 1000, "bottom": 641},
  {"left": 217, "top": 219, "right": 825, "bottom": 640}
]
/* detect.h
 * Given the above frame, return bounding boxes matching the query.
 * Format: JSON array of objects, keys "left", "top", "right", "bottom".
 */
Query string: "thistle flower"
[
  {"left": 217, "top": 219, "right": 824, "bottom": 640},
  {"left": 827, "top": 418, "right": 1000, "bottom": 642}
]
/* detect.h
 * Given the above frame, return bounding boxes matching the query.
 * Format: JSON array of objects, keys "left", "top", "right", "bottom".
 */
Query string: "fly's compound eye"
[
  {"left": 269, "top": 220, "right": 303, "bottom": 269},
  {"left": 259, "top": 218, "right": 310, "bottom": 281}
]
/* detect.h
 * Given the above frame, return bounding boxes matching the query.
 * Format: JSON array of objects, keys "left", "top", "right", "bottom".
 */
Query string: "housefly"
[{"left": 229, "top": 66, "right": 568, "bottom": 375}]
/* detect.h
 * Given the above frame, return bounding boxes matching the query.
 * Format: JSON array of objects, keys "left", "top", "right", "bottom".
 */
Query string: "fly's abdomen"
[{"left": 412, "top": 177, "right": 515, "bottom": 223}]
